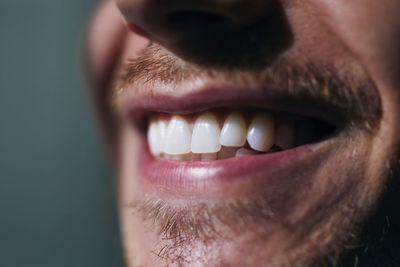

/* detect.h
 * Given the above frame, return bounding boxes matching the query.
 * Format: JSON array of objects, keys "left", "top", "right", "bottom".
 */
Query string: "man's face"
[{"left": 87, "top": 1, "right": 400, "bottom": 266}]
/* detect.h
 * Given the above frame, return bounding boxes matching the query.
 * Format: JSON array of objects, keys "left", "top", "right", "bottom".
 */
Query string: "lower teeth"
[{"left": 160, "top": 146, "right": 277, "bottom": 161}]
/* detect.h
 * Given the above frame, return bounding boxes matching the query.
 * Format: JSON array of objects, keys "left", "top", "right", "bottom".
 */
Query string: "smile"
[
  {"left": 117, "top": 73, "right": 359, "bottom": 196},
  {"left": 147, "top": 108, "right": 334, "bottom": 161},
  {"left": 113, "top": 53, "right": 381, "bottom": 198}
]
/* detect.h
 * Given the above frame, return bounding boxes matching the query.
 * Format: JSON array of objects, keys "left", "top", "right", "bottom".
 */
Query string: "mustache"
[{"left": 115, "top": 44, "right": 381, "bottom": 131}]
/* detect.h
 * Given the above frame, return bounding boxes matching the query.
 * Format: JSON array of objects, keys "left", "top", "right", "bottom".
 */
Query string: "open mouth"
[
  {"left": 119, "top": 83, "right": 349, "bottom": 195},
  {"left": 115, "top": 55, "right": 379, "bottom": 195},
  {"left": 146, "top": 108, "right": 336, "bottom": 161}
]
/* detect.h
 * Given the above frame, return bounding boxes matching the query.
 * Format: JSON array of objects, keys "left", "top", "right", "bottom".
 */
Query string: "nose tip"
[
  {"left": 116, "top": 0, "right": 275, "bottom": 44},
  {"left": 116, "top": 0, "right": 291, "bottom": 68}
]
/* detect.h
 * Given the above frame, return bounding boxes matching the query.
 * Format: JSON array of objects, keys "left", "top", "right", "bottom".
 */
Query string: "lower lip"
[{"left": 137, "top": 137, "right": 324, "bottom": 196}]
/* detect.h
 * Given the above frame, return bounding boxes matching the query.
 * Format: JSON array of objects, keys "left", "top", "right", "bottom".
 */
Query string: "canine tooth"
[
  {"left": 191, "top": 113, "right": 221, "bottom": 153},
  {"left": 235, "top": 148, "right": 259, "bottom": 157},
  {"left": 201, "top": 153, "right": 218, "bottom": 161},
  {"left": 275, "top": 122, "right": 295, "bottom": 149},
  {"left": 247, "top": 114, "right": 275, "bottom": 152},
  {"left": 220, "top": 112, "right": 247, "bottom": 147},
  {"left": 163, "top": 116, "right": 192, "bottom": 155},
  {"left": 148, "top": 121, "right": 161, "bottom": 155}
]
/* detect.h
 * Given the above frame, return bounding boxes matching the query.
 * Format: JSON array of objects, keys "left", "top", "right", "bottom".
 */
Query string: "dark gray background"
[{"left": 0, "top": 1, "right": 124, "bottom": 266}]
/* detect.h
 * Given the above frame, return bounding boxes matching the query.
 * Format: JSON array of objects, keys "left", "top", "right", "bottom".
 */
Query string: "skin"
[{"left": 86, "top": 0, "right": 400, "bottom": 266}]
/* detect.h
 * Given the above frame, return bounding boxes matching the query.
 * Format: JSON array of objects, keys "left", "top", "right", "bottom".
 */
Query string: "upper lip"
[
  {"left": 119, "top": 78, "right": 348, "bottom": 131},
  {"left": 114, "top": 43, "right": 381, "bottom": 136}
]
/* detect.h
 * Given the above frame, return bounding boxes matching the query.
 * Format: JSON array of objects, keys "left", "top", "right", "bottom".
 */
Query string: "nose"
[
  {"left": 115, "top": 0, "right": 289, "bottom": 67},
  {"left": 116, "top": 0, "right": 275, "bottom": 42}
]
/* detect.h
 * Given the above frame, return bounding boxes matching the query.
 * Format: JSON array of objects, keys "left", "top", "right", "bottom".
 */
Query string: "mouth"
[
  {"left": 146, "top": 107, "right": 335, "bottom": 161},
  {"left": 114, "top": 51, "right": 380, "bottom": 198},
  {"left": 113, "top": 50, "right": 383, "bottom": 264},
  {"left": 118, "top": 82, "right": 353, "bottom": 196}
]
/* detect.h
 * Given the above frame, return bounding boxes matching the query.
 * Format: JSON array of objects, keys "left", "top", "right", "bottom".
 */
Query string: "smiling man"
[{"left": 86, "top": 0, "right": 400, "bottom": 266}]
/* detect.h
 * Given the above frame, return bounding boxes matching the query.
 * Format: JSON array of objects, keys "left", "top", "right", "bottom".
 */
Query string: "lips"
[
  {"left": 115, "top": 77, "right": 349, "bottom": 197},
  {"left": 111, "top": 43, "right": 383, "bottom": 199},
  {"left": 136, "top": 134, "right": 335, "bottom": 197}
]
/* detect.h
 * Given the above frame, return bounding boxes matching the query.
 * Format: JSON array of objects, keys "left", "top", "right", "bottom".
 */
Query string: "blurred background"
[{"left": 0, "top": 1, "right": 124, "bottom": 266}]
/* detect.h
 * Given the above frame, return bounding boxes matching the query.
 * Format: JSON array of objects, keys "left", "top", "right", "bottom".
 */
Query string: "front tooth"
[
  {"left": 147, "top": 121, "right": 161, "bottom": 155},
  {"left": 275, "top": 122, "right": 295, "bottom": 150},
  {"left": 163, "top": 116, "right": 192, "bottom": 155},
  {"left": 220, "top": 112, "right": 247, "bottom": 147},
  {"left": 191, "top": 113, "right": 221, "bottom": 153},
  {"left": 158, "top": 120, "right": 167, "bottom": 144},
  {"left": 247, "top": 114, "right": 275, "bottom": 152}
]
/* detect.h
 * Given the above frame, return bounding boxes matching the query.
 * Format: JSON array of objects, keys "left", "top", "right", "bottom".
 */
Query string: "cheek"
[
  {"left": 87, "top": 1, "right": 151, "bottom": 159},
  {"left": 309, "top": 0, "right": 400, "bottom": 85},
  {"left": 309, "top": 0, "right": 400, "bottom": 176}
]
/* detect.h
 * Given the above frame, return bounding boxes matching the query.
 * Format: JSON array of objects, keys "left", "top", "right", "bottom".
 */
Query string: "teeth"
[
  {"left": 246, "top": 114, "right": 275, "bottom": 152},
  {"left": 163, "top": 116, "right": 192, "bottom": 155},
  {"left": 201, "top": 153, "right": 218, "bottom": 161},
  {"left": 158, "top": 120, "right": 167, "bottom": 142},
  {"left": 164, "top": 154, "right": 185, "bottom": 161},
  {"left": 147, "top": 121, "right": 161, "bottom": 155},
  {"left": 235, "top": 148, "right": 259, "bottom": 157},
  {"left": 186, "top": 153, "right": 201, "bottom": 161},
  {"left": 220, "top": 112, "right": 247, "bottom": 147},
  {"left": 218, "top": 147, "right": 238, "bottom": 159},
  {"left": 147, "top": 120, "right": 168, "bottom": 155},
  {"left": 191, "top": 113, "right": 221, "bottom": 154},
  {"left": 275, "top": 122, "right": 295, "bottom": 150},
  {"left": 148, "top": 111, "right": 314, "bottom": 160}
]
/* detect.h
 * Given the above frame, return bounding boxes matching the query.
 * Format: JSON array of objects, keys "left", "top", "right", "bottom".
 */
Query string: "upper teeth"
[
  {"left": 220, "top": 112, "right": 247, "bottom": 147},
  {"left": 163, "top": 116, "right": 192, "bottom": 155},
  {"left": 147, "top": 111, "right": 297, "bottom": 160},
  {"left": 147, "top": 120, "right": 167, "bottom": 155},
  {"left": 191, "top": 113, "right": 221, "bottom": 153},
  {"left": 246, "top": 114, "right": 275, "bottom": 152}
]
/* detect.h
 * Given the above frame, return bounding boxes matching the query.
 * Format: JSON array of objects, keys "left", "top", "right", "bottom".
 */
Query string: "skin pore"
[{"left": 86, "top": 0, "right": 400, "bottom": 266}]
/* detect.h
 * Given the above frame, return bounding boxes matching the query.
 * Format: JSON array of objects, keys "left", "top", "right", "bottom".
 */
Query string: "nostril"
[{"left": 166, "top": 10, "right": 231, "bottom": 29}]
